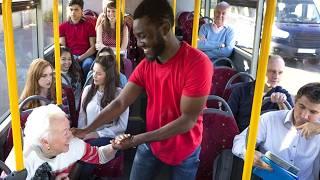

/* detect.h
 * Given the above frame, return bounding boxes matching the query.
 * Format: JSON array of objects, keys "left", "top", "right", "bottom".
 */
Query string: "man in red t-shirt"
[
  {"left": 72, "top": 0, "right": 213, "bottom": 179},
  {"left": 59, "top": 0, "right": 96, "bottom": 78}
]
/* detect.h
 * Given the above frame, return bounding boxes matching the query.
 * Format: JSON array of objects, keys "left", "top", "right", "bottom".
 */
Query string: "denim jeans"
[
  {"left": 73, "top": 55, "right": 94, "bottom": 79},
  {"left": 130, "top": 143, "right": 201, "bottom": 180}
]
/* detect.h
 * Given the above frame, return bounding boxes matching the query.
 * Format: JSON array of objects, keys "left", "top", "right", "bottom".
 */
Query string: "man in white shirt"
[{"left": 232, "top": 82, "right": 320, "bottom": 180}]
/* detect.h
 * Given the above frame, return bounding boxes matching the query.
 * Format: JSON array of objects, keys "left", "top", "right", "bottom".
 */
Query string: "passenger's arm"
[
  {"left": 121, "top": 25, "right": 129, "bottom": 52},
  {"left": 77, "top": 86, "right": 90, "bottom": 128},
  {"left": 98, "top": 144, "right": 118, "bottom": 164},
  {"left": 227, "top": 87, "right": 241, "bottom": 121},
  {"left": 79, "top": 37, "right": 96, "bottom": 61},
  {"left": 205, "top": 27, "right": 235, "bottom": 57},
  {"left": 97, "top": 106, "right": 129, "bottom": 137},
  {"left": 72, "top": 82, "right": 143, "bottom": 138},
  {"left": 95, "top": 13, "right": 104, "bottom": 30},
  {"left": 95, "top": 24, "right": 107, "bottom": 51},
  {"left": 197, "top": 24, "right": 221, "bottom": 50},
  {"left": 60, "top": 37, "right": 66, "bottom": 46},
  {"left": 112, "top": 95, "right": 208, "bottom": 149}
]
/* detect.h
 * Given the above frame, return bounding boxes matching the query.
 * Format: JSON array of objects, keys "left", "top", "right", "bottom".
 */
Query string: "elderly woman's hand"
[
  {"left": 70, "top": 128, "right": 88, "bottom": 139},
  {"left": 111, "top": 134, "right": 137, "bottom": 150}
]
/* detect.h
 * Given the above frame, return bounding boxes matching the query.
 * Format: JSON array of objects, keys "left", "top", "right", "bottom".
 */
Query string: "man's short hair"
[
  {"left": 215, "top": 1, "right": 230, "bottom": 10},
  {"left": 296, "top": 82, "right": 320, "bottom": 104},
  {"left": 68, "top": 0, "right": 84, "bottom": 9},
  {"left": 133, "top": 0, "right": 174, "bottom": 27}
]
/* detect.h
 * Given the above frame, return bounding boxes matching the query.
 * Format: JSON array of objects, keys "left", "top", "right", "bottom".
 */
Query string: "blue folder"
[{"left": 253, "top": 156, "right": 298, "bottom": 180}]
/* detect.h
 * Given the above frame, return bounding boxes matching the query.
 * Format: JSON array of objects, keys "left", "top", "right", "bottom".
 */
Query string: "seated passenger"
[
  {"left": 95, "top": 1, "right": 129, "bottom": 52},
  {"left": 59, "top": 0, "right": 96, "bottom": 78},
  {"left": 197, "top": 1, "right": 235, "bottom": 61},
  {"left": 20, "top": 59, "right": 55, "bottom": 109},
  {"left": 78, "top": 47, "right": 129, "bottom": 144},
  {"left": 232, "top": 82, "right": 320, "bottom": 180},
  {"left": 228, "top": 55, "right": 293, "bottom": 131},
  {"left": 60, "top": 46, "right": 83, "bottom": 111},
  {"left": 4, "top": 104, "right": 117, "bottom": 179}
]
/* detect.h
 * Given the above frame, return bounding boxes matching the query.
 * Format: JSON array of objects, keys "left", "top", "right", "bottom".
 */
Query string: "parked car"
[{"left": 272, "top": 0, "right": 320, "bottom": 62}]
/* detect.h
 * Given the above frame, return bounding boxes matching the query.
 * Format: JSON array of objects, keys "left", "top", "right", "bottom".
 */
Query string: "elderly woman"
[{"left": 4, "top": 104, "right": 117, "bottom": 180}]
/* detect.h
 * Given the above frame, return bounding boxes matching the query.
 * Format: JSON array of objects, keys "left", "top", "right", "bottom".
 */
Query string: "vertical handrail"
[
  {"left": 172, "top": 0, "right": 176, "bottom": 34},
  {"left": 53, "top": 0, "right": 62, "bottom": 105},
  {"left": 191, "top": 0, "right": 201, "bottom": 48},
  {"left": 121, "top": 0, "right": 126, "bottom": 20},
  {"left": 116, "top": 0, "right": 121, "bottom": 72},
  {"left": 242, "top": 0, "right": 277, "bottom": 179},
  {"left": 2, "top": 0, "right": 25, "bottom": 170}
]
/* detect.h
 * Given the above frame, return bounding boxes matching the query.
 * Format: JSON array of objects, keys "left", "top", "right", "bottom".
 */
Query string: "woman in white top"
[{"left": 78, "top": 47, "right": 129, "bottom": 146}]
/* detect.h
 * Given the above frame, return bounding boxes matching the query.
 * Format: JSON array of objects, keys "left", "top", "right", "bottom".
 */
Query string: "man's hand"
[
  {"left": 70, "top": 128, "right": 88, "bottom": 139},
  {"left": 270, "top": 92, "right": 287, "bottom": 104},
  {"left": 297, "top": 121, "right": 320, "bottom": 139},
  {"left": 253, "top": 151, "right": 272, "bottom": 171},
  {"left": 110, "top": 134, "right": 137, "bottom": 150}
]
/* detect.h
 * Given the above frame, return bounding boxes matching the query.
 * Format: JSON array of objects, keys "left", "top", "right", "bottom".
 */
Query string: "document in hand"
[{"left": 253, "top": 151, "right": 299, "bottom": 180}]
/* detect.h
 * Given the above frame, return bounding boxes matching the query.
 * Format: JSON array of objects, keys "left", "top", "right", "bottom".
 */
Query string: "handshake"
[{"left": 110, "top": 134, "right": 137, "bottom": 150}]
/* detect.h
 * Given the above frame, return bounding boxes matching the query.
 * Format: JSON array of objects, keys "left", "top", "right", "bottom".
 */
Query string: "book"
[{"left": 253, "top": 151, "right": 299, "bottom": 180}]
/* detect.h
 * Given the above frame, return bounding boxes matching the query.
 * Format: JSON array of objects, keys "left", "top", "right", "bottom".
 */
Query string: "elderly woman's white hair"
[{"left": 24, "top": 104, "right": 66, "bottom": 147}]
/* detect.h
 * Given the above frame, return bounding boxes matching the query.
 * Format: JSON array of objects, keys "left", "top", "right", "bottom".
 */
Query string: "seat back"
[
  {"left": 4, "top": 96, "right": 51, "bottom": 159},
  {"left": 197, "top": 95, "right": 239, "bottom": 180},
  {"left": 222, "top": 72, "right": 254, "bottom": 101},
  {"left": 62, "top": 84, "right": 77, "bottom": 127},
  {"left": 209, "top": 67, "right": 237, "bottom": 108}
]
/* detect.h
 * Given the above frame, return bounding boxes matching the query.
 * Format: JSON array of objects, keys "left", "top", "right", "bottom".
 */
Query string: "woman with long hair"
[
  {"left": 20, "top": 59, "right": 55, "bottom": 109},
  {"left": 78, "top": 47, "right": 129, "bottom": 144},
  {"left": 60, "top": 46, "right": 83, "bottom": 110},
  {"left": 95, "top": 1, "right": 129, "bottom": 52}
]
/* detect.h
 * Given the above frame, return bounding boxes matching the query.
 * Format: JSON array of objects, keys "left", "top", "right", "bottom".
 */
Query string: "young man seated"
[
  {"left": 232, "top": 82, "right": 320, "bottom": 180},
  {"left": 59, "top": 0, "right": 96, "bottom": 78}
]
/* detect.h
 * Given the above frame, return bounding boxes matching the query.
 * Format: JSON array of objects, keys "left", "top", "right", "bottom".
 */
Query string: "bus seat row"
[{"left": 197, "top": 95, "right": 239, "bottom": 180}]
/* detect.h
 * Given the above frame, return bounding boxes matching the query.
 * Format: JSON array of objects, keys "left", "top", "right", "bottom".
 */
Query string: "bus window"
[
  {"left": 0, "top": 9, "right": 38, "bottom": 122},
  {"left": 228, "top": 5, "right": 256, "bottom": 53},
  {"left": 42, "top": 0, "right": 64, "bottom": 49}
]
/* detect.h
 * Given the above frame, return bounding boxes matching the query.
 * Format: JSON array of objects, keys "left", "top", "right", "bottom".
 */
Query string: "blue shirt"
[
  {"left": 232, "top": 110, "right": 320, "bottom": 180},
  {"left": 197, "top": 23, "right": 235, "bottom": 60}
]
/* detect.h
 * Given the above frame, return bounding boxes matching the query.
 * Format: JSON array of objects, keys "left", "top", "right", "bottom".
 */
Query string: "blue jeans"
[
  {"left": 130, "top": 143, "right": 201, "bottom": 180},
  {"left": 73, "top": 55, "right": 94, "bottom": 79}
]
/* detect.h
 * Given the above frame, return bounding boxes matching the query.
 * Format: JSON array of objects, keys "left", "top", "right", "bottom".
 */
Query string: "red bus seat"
[{"left": 197, "top": 95, "right": 239, "bottom": 180}]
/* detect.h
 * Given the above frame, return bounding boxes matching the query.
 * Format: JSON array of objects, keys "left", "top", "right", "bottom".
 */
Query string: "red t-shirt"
[
  {"left": 129, "top": 42, "right": 213, "bottom": 165},
  {"left": 59, "top": 19, "right": 96, "bottom": 55}
]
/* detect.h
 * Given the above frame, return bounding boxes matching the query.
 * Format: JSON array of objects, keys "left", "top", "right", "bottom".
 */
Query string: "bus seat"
[
  {"left": 122, "top": 57, "right": 133, "bottom": 79},
  {"left": 213, "top": 57, "right": 234, "bottom": 68},
  {"left": 4, "top": 96, "right": 51, "bottom": 159},
  {"left": 222, "top": 72, "right": 254, "bottom": 101},
  {"left": 83, "top": 9, "right": 98, "bottom": 28},
  {"left": 124, "top": 14, "right": 145, "bottom": 64},
  {"left": 197, "top": 95, "right": 239, "bottom": 180},
  {"left": 0, "top": 160, "right": 27, "bottom": 180},
  {"left": 62, "top": 84, "right": 78, "bottom": 127},
  {"left": 93, "top": 153, "right": 125, "bottom": 177},
  {"left": 209, "top": 66, "right": 237, "bottom": 104}
]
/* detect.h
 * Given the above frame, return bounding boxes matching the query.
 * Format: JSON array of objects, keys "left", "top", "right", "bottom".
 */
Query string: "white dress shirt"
[
  {"left": 78, "top": 85, "right": 129, "bottom": 138},
  {"left": 232, "top": 110, "right": 320, "bottom": 180}
]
